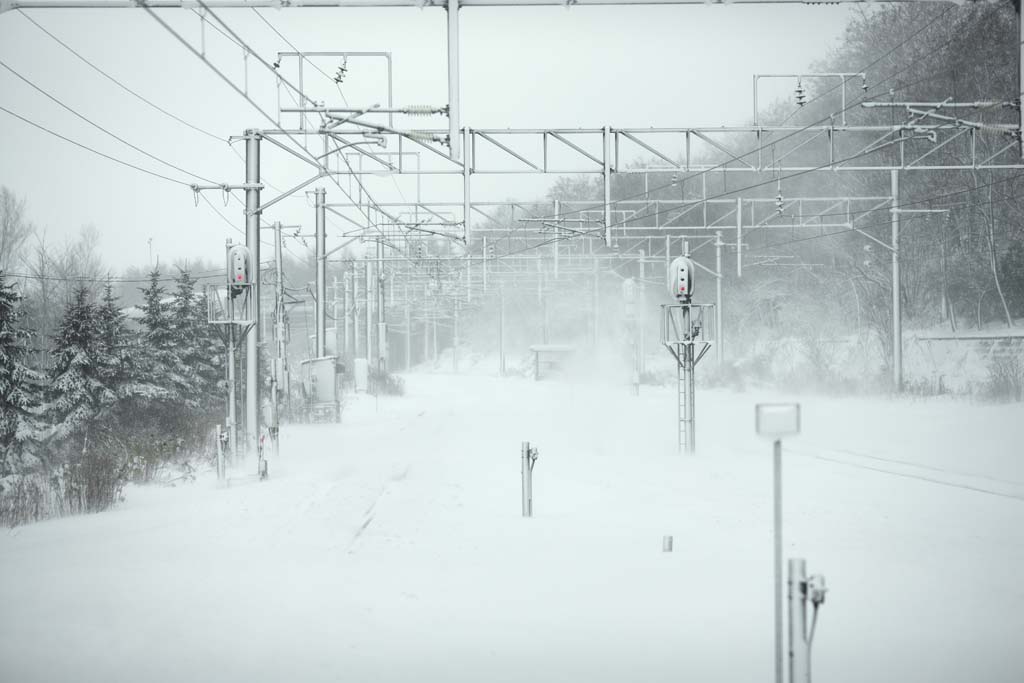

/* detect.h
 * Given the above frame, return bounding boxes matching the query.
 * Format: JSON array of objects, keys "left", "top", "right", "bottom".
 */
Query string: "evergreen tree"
[
  {"left": 0, "top": 272, "right": 43, "bottom": 476},
  {"left": 46, "top": 286, "right": 108, "bottom": 443},
  {"left": 139, "top": 268, "right": 188, "bottom": 405}
]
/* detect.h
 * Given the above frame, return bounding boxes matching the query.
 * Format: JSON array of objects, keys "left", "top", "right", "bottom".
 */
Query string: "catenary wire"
[{"left": 0, "top": 58, "right": 220, "bottom": 185}]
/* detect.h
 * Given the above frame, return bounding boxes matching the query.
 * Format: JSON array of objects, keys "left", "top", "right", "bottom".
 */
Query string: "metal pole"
[
  {"left": 499, "top": 286, "right": 505, "bottom": 376},
  {"left": 244, "top": 129, "right": 261, "bottom": 458},
  {"left": 521, "top": 441, "right": 532, "bottom": 517},
  {"left": 227, "top": 324, "right": 237, "bottom": 460},
  {"left": 715, "top": 230, "right": 723, "bottom": 365},
  {"left": 463, "top": 126, "right": 471, "bottom": 243},
  {"left": 377, "top": 240, "right": 386, "bottom": 373},
  {"left": 353, "top": 266, "right": 361, "bottom": 358},
  {"left": 736, "top": 197, "right": 743, "bottom": 277},
  {"left": 270, "top": 221, "right": 283, "bottom": 457},
  {"left": 453, "top": 299, "right": 459, "bottom": 373},
  {"left": 315, "top": 187, "right": 326, "bottom": 357},
  {"left": 592, "top": 257, "right": 600, "bottom": 346},
  {"left": 432, "top": 314, "right": 438, "bottom": 363},
  {"left": 404, "top": 286, "right": 412, "bottom": 371},
  {"left": 446, "top": 0, "right": 460, "bottom": 160},
  {"left": 216, "top": 423, "right": 224, "bottom": 480},
  {"left": 482, "top": 235, "right": 488, "bottom": 292},
  {"left": 603, "top": 125, "right": 612, "bottom": 247},
  {"left": 774, "top": 438, "right": 784, "bottom": 683},
  {"left": 365, "top": 260, "right": 373, "bottom": 364},
  {"left": 343, "top": 268, "right": 351, "bottom": 359},
  {"left": 788, "top": 558, "right": 809, "bottom": 683},
  {"left": 891, "top": 169, "right": 902, "bottom": 392}
]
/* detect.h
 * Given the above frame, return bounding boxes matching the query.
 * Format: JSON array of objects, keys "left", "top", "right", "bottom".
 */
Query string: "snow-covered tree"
[
  {"left": 46, "top": 286, "right": 108, "bottom": 443},
  {"left": 0, "top": 272, "right": 43, "bottom": 476}
]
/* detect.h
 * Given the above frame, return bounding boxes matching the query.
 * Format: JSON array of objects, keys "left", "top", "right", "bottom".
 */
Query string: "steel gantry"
[{"left": 4, "top": 0, "right": 1022, "bottom": 458}]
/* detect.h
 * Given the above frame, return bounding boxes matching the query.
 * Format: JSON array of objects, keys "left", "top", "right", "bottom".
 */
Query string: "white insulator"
[
  {"left": 407, "top": 131, "right": 437, "bottom": 142},
  {"left": 405, "top": 105, "right": 437, "bottom": 116}
]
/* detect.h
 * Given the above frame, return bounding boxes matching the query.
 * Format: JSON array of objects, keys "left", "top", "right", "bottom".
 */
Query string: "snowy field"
[{"left": 2, "top": 370, "right": 1022, "bottom": 683}]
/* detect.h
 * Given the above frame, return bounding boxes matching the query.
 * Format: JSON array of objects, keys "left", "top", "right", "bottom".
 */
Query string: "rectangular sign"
[{"left": 755, "top": 403, "right": 801, "bottom": 438}]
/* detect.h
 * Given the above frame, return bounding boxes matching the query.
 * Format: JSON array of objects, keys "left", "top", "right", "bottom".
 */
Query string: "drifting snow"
[{"left": 1, "top": 371, "right": 1021, "bottom": 682}]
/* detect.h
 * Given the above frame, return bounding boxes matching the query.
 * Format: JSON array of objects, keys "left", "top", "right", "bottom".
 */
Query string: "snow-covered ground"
[{"left": 2, "top": 371, "right": 1022, "bottom": 683}]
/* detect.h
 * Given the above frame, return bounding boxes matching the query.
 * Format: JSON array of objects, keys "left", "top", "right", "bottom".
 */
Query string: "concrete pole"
[
  {"left": 315, "top": 187, "right": 326, "bottom": 357},
  {"left": 244, "top": 129, "right": 261, "bottom": 457},
  {"left": 788, "top": 558, "right": 809, "bottom": 683},
  {"left": 482, "top": 235, "right": 488, "bottom": 293},
  {"left": 774, "top": 438, "right": 784, "bottom": 683},
  {"left": 891, "top": 169, "right": 902, "bottom": 392},
  {"left": 446, "top": 0, "right": 460, "bottom": 160},
  {"left": 715, "top": 231, "right": 723, "bottom": 366}
]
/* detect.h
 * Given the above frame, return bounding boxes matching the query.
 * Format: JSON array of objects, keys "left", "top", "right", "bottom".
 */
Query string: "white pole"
[
  {"left": 891, "top": 170, "right": 902, "bottom": 392},
  {"left": 788, "top": 558, "right": 809, "bottom": 683}
]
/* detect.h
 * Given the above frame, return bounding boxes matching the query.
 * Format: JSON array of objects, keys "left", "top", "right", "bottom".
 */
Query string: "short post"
[
  {"left": 756, "top": 403, "right": 801, "bottom": 683},
  {"left": 521, "top": 441, "right": 539, "bottom": 517},
  {"left": 788, "top": 559, "right": 809, "bottom": 683},
  {"left": 216, "top": 424, "right": 225, "bottom": 480}
]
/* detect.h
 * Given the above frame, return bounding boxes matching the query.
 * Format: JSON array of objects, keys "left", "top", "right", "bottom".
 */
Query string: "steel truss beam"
[
  {"left": 0, "top": 0, "right": 968, "bottom": 11},
  {"left": 292, "top": 124, "right": 1023, "bottom": 175}
]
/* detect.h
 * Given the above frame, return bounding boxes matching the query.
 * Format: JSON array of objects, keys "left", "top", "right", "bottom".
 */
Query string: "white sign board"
[{"left": 755, "top": 403, "right": 801, "bottom": 438}]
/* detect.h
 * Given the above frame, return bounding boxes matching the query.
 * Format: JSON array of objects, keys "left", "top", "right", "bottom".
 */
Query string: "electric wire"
[
  {"left": 0, "top": 57, "right": 220, "bottom": 185},
  {"left": 250, "top": 8, "right": 350, "bottom": 107},
  {"left": 151, "top": 1, "right": 389, "bottom": 244},
  {"left": 18, "top": 9, "right": 227, "bottom": 144},
  {"left": 0, "top": 104, "right": 191, "bottom": 187},
  {"left": 526, "top": 10, "right": 1011, "bottom": 228}
]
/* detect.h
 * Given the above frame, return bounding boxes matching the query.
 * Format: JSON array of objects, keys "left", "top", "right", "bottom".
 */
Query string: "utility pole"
[
  {"left": 404, "top": 282, "right": 412, "bottom": 371},
  {"left": 499, "top": 286, "right": 505, "bottom": 376},
  {"left": 315, "top": 187, "right": 327, "bottom": 357},
  {"left": 453, "top": 298, "right": 459, "bottom": 373},
  {"left": 365, "top": 260, "right": 373, "bottom": 366},
  {"left": 343, "top": 267, "right": 351, "bottom": 359},
  {"left": 891, "top": 170, "right": 902, "bottom": 392},
  {"left": 715, "top": 230, "right": 724, "bottom": 366},
  {"left": 270, "top": 221, "right": 284, "bottom": 459},
  {"left": 592, "top": 257, "right": 600, "bottom": 347},
  {"left": 244, "top": 129, "right": 261, "bottom": 457},
  {"left": 353, "top": 265, "right": 361, "bottom": 358},
  {"left": 736, "top": 197, "right": 743, "bottom": 277},
  {"left": 377, "top": 240, "right": 387, "bottom": 374}
]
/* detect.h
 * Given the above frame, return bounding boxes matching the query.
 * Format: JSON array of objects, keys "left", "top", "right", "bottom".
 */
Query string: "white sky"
[{"left": 0, "top": 3, "right": 858, "bottom": 270}]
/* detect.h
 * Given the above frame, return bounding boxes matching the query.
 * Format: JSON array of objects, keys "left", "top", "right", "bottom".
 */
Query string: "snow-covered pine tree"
[
  {"left": 0, "top": 272, "right": 43, "bottom": 477},
  {"left": 139, "top": 268, "right": 189, "bottom": 404},
  {"left": 46, "top": 286, "right": 128, "bottom": 513},
  {"left": 0, "top": 272, "right": 54, "bottom": 525},
  {"left": 46, "top": 286, "right": 108, "bottom": 442}
]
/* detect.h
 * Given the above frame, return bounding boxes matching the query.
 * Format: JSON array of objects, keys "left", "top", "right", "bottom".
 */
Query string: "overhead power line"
[
  {"left": 0, "top": 57, "right": 219, "bottom": 185},
  {"left": 18, "top": 9, "right": 227, "bottom": 144},
  {"left": 0, "top": 103, "right": 191, "bottom": 187}
]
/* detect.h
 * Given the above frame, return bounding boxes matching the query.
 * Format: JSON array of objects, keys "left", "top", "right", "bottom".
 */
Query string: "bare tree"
[{"left": 0, "top": 187, "right": 35, "bottom": 271}]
